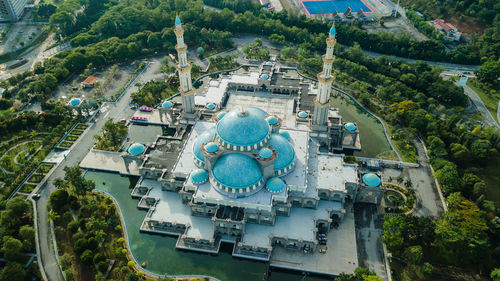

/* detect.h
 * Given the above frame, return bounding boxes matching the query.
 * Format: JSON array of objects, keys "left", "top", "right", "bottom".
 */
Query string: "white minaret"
[
  {"left": 174, "top": 15, "right": 195, "bottom": 115},
  {"left": 313, "top": 25, "right": 337, "bottom": 126}
]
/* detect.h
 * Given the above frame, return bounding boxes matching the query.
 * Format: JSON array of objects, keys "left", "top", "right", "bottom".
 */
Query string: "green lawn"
[
  {"left": 467, "top": 79, "right": 500, "bottom": 123},
  {"left": 21, "top": 183, "right": 37, "bottom": 193},
  {"left": 36, "top": 163, "right": 54, "bottom": 174},
  {"left": 75, "top": 123, "right": 88, "bottom": 130},
  {"left": 59, "top": 141, "right": 74, "bottom": 148}
]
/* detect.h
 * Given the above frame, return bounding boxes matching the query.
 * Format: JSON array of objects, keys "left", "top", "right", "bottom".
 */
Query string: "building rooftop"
[
  {"left": 172, "top": 121, "right": 214, "bottom": 177},
  {"left": 241, "top": 202, "right": 339, "bottom": 248},
  {"left": 83, "top": 75, "right": 98, "bottom": 85},
  {"left": 194, "top": 72, "right": 260, "bottom": 106},
  {"left": 307, "top": 138, "right": 357, "bottom": 191},
  {"left": 143, "top": 137, "right": 185, "bottom": 172}
]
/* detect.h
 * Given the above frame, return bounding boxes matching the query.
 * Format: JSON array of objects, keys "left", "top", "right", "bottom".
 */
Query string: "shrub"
[
  {"left": 98, "top": 261, "right": 108, "bottom": 273},
  {"left": 80, "top": 249, "right": 94, "bottom": 265},
  {"left": 93, "top": 253, "right": 106, "bottom": 264}
]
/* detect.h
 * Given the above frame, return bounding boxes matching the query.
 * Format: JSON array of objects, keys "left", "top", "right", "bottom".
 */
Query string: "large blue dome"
[
  {"left": 216, "top": 107, "right": 270, "bottom": 147},
  {"left": 193, "top": 126, "right": 216, "bottom": 163},
  {"left": 269, "top": 134, "right": 295, "bottom": 171},
  {"left": 212, "top": 153, "right": 263, "bottom": 189}
]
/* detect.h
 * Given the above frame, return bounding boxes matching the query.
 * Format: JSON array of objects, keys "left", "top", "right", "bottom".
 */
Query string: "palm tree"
[{"left": 48, "top": 210, "right": 60, "bottom": 222}]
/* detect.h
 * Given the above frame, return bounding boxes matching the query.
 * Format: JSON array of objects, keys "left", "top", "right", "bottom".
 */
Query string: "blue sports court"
[{"left": 301, "top": 0, "right": 373, "bottom": 15}]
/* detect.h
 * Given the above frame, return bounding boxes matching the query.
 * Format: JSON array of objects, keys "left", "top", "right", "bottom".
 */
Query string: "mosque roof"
[
  {"left": 175, "top": 15, "right": 181, "bottom": 25},
  {"left": 266, "top": 177, "right": 286, "bottom": 193},
  {"left": 216, "top": 107, "right": 270, "bottom": 147},
  {"left": 298, "top": 111, "right": 308, "bottom": 118},
  {"left": 279, "top": 130, "right": 290, "bottom": 140},
  {"left": 260, "top": 74, "right": 269, "bottom": 79},
  {"left": 245, "top": 107, "right": 267, "bottom": 118},
  {"left": 362, "top": 173, "right": 381, "bottom": 187},
  {"left": 193, "top": 126, "right": 216, "bottom": 163},
  {"left": 206, "top": 103, "right": 216, "bottom": 110},
  {"left": 191, "top": 169, "right": 209, "bottom": 185},
  {"left": 344, "top": 122, "right": 357, "bottom": 131},
  {"left": 217, "top": 111, "right": 226, "bottom": 120},
  {"left": 162, "top": 101, "right": 173, "bottom": 109},
  {"left": 258, "top": 147, "right": 273, "bottom": 159},
  {"left": 204, "top": 142, "right": 219, "bottom": 153},
  {"left": 212, "top": 153, "right": 263, "bottom": 189},
  {"left": 266, "top": 115, "right": 278, "bottom": 125},
  {"left": 330, "top": 25, "right": 336, "bottom": 35},
  {"left": 269, "top": 134, "right": 295, "bottom": 171},
  {"left": 128, "top": 143, "right": 145, "bottom": 156}
]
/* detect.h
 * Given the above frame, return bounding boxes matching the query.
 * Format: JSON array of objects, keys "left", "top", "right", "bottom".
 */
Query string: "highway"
[{"left": 34, "top": 59, "right": 161, "bottom": 281}]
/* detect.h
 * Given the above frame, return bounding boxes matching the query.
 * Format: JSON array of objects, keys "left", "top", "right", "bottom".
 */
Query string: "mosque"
[{"left": 84, "top": 15, "right": 386, "bottom": 276}]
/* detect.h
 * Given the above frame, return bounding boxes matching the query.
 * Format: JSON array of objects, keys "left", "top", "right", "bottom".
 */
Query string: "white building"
[{"left": 0, "top": 0, "right": 28, "bottom": 22}]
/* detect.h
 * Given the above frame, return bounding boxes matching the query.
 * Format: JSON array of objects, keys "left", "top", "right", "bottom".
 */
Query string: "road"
[
  {"left": 444, "top": 75, "right": 500, "bottom": 129},
  {"left": 462, "top": 83, "right": 500, "bottom": 129},
  {"left": 355, "top": 203, "right": 388, "bottom": 280},
  {"left": 34, "top": 59, "right": 161, "bottom": 281},
  {"left": 230, "top": 33, "right": 480, "bottom": 74}
]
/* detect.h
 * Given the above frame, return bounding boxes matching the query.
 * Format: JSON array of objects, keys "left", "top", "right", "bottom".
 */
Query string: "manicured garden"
[
  {"left": 0, "top": 110, "right": 76, "bottom": 200},
  {"left": 57, "top": 123, "right": 89, "bottom": 149},
  {"left": 384, "top": 183, "right": 416, "bottom": 213}
]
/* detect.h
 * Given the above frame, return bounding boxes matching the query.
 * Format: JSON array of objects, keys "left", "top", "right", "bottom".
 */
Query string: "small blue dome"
[
  {"left": 162, "top": 101, "right": 173, "bottom": 109},
  {"left": 216, "top": 107, "right": 270, "bottom": 147},
  {"left": 260, "top": 74, "right": 269, "bottom": 79},
  {"left": 70, "top": 98, "right": 81, "bottom": 106},
  {"left": 266, "top": 116, "right": 278, "bottom": 125},
  {"left": 175, "top": 15, "right": 181, "bottom": 25},
  {"left": 258, "top": 147, "right": 273, "bottom": 159},
  {"left": 265, "top": 62, "right": 273, "bottom": 66},
  {"left": 212, "top": 153, "right": 263, "bottom": 189},
  {"left": 344, "top": 122, "right": 357, "bottom": 131},
  {"left": 329, "top": 25, "right": 336, "bottom": 35},
  {"left": 269, "top": 134, "right": 295, "bottom": 171},
  {"left": 266, "top": 177, "right": 286, "bottom": 193},
  {"left": 298, "top": 111, "right": 308, "bottom": 118},
  {"left": 217, "top": 112, "right": 226, "bottom": 120},
  {"left": 191, "top": 169, "right": 208, "bottom": 185},
  {"left": 206, "top": 103, "right": 216, "bottom": 110},
  {"left": 193, "top": 126, "right": 216, "bottom": 163},
  {"left": 363, "top": 173, "right": 381, "bottom": 187},
  {"left": 204, "top": 142, "right": 219, "bottom": 153},
  {"left": 128, "top": 143, "right": 145, "bottom": 155},
  {"left": 279, "top": 131, "right": 290, "bottom": 140}
]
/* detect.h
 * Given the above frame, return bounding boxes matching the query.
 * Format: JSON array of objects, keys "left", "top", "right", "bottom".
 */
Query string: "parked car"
[{"left": 32, "top": 194, "right": 41, "bottom": 200}]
